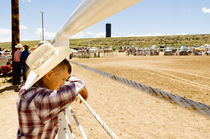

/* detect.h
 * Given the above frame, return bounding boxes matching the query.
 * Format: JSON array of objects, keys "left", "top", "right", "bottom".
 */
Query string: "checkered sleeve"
[{"left": 34, "top": 78, "right": 85, "bottom": 123}]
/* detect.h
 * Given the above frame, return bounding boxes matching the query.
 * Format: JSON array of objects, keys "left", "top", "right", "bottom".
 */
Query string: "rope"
[
  {"left": 70, "top": 61, "right": 210, "bottom": 118},
  {"left": 78, "top": 94, "right": 118, "bottom": 139}
]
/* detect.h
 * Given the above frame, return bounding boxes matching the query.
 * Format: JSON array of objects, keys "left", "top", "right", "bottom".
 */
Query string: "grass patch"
[{"left": 1, "top": 34, "right": 210, "bottom": 50}]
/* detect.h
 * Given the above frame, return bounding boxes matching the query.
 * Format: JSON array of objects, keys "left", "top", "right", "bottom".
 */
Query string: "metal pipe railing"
[
  {"left": 53, "top": 1, "right": 143, "bottom": 138},
  {"left": 51, "top": 0, "right": 142, "bottom": 47}
]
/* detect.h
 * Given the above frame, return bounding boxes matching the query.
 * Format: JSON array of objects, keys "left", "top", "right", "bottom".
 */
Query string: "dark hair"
[
  {"left": 23, "top": 45, "right": 29, "bottom": 50},
  {"left": 56, "top": 59, "right": 72, "bottom": 74},
  {"left": 28, "top": 59, "right": 72, "bottom": 88}
]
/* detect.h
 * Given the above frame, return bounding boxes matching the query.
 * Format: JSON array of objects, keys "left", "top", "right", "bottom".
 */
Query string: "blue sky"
[{"left": 0, "top": 0, "right": 210, "bottom": 42}]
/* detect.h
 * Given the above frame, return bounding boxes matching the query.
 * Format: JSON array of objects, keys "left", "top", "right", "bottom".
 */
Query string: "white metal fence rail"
[
  {"left": 78, "top": 94, "right": 118, "bottom": 139},
  {"left": 53, "top": 0, "right": 143, "bottom": 138},
  {"left": 70, "top": 61, "right": 210, "bottom": 119},
  {"left": 69, "top": 107, "right": 87, "bottom": 139},
  {"left": 58, "top": 97, "right": 118, "bottom": 139},
  {"left": 58, "top": 96, "right": 118, "bottom": 139}
]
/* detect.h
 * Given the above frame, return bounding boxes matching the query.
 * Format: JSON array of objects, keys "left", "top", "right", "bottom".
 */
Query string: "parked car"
[
  {"left": 159, "top": 45, "right": 166, "bottom": 52},
  {"left": 150, "top": 45, "right": 159, "bottom": 55},
  {"left": 205, "top": 46, "right": 210, "bottom": 55},
  {"left": 89, "top": 47, "right": 98, "bottom": 53},
  {"left": 144, "top": 47, "right": 150, "bottom": 55},
  {"left": 194, "top": 46, "right": 204, "bottom": 55},
  {"left": 179, "top": 46, "right": 189, "bottom": 55},
  {"left": 108, "top": 46, "right": 114, "bottom": 51},
  {"left": 118, "top": 46, "right": 125, "bottom": 52},
  {"left": 0, "top": 51, "right": 4, "bottom": 56},
  {"left": 198, "top": 46, "right": 205, "bottom": 52},
  {"left": 164, "top": 47, "right": 175, "bottom": 55},
  {"left": 187, "top": 47, "right": 193, "bottom": 55}
]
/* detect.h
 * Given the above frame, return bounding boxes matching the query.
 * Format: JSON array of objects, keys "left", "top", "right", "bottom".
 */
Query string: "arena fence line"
[{"left": 70, "top": 61, "right": 210, "bottom": 119}]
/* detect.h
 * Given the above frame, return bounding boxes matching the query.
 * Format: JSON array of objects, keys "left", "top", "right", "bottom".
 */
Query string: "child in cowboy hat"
[{"left": 17, "top": 42, "right": 88, "bottom": 138}]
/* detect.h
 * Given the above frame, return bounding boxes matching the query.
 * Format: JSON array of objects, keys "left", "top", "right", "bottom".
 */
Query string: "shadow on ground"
[{"left": 0, "top": 84, "right": 20, "bottom": 93}]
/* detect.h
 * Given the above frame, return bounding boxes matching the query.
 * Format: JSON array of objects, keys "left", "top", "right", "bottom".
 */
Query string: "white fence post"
[{"left": 57, "top": 111, "right": 71, "bottom": 139}]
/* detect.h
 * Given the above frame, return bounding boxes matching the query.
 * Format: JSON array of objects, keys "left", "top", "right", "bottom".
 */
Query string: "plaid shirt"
[{"left": 17, "top": 76, "right": 85, "bottom": 139}]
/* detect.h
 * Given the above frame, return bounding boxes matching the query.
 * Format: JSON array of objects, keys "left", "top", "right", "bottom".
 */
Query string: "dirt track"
[
  {"left": 0, "top": 53, "right": 210, "bottom": 138},
  {"left": 74, "top": 53, "right": 210, "bottom": 105},
  {"left": 70, "top": 54, "right": 210, "bottom": 138}
]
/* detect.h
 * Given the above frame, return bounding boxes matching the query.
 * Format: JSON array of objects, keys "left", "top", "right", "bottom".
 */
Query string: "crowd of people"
[
  {"left": 13, "top": 44, "right": 30, "bottom": 84},
  {"left": 0, "top": 44, "right": 30, "bottom": 84},
  {"left": 0, "top": 48, "right": 12, "bottom": 79}
]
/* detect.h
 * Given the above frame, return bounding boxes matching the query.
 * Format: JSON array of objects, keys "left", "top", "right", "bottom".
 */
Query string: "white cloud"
[
  {"left": 112, "top": 35, "right": 120, "bottom": 37},
  {"left": 71, "top": 31, "right": 85, "bottom": 38},
  {"left": 177, "top": 33, "right": 187, "bottom": 36},
  {"left": 0, "top": 28, "right": 11, "bottom": 35},
  {"left": 36, "top": 28, "right": 56, "bottom": 39},
  {"left": 0, "top": 28, "right": 11, "bottom": 42},
  {"left": 127, "top": 34, "right": 137, "bottom": 37},
  {"left": 20, "top": 25, "right": 28, "bottom": 30},
  {"left": 21, "top": 37, "right": 31, "bottom": 41},
  {"left": 0, "top": 37, "right": 11, "bottom": 42},
  {"left": 202, "top": 7, "right": 210, "bottom": 14},
  {"left": 22, "top": 0, "right": 31, "bottom": 3},
  {"left": 94, "top": 32, "right": 105, "bottom": 38},
  {"left": 86, "top": 32, "right": 94, "bottom": 35},
  {"left": 70, "top": 31, "right": 106, "bottom": 38},
  {"left": 44, "top": 32, "right": 56, "bottom": 38}
]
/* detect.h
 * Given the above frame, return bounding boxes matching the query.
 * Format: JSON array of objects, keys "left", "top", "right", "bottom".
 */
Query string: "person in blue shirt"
[{"left": 21, "top": 45, "right": 30, "bottom": 82}]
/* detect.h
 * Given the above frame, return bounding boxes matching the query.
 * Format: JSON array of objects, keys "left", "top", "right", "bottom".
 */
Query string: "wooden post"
[{"left": 11, "top": 0, "right": 20, "bottom": 85}]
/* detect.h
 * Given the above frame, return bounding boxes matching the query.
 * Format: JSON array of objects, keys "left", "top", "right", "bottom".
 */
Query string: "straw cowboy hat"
[
  {"left": 15, "top": 44, "right": 23, "bottom": 49},
  {"left": 24, "top": 42, "right": 72, "bottom": 90}
]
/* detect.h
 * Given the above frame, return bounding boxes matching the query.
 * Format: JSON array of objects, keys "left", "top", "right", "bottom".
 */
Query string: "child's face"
[{"left": 45, "top": 65, "right": 70, "bottom": 90}]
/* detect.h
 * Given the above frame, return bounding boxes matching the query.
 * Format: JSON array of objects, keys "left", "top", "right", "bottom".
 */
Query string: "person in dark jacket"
[{"left": 21, "top": 45, "right": 30, "bottom": 82}]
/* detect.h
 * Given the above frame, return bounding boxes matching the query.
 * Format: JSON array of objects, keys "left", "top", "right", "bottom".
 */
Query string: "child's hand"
[{"left": 78, "top": 87, "right": 88, "bottom": 103}]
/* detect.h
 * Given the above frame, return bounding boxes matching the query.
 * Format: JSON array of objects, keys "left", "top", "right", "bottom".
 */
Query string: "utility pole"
[
  {"left": 41, "top": 11, "right": 44, "bottom": 41},
  {"left": 11, "top": 0, "right": 20, "bottom": 85}
]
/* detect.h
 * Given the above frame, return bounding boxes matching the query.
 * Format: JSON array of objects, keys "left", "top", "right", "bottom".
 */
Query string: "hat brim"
[
  {"left": 15, "top": 44, "right": 23, "bottom": 49},
  {"left": 15, "top": 46, "right": 23, "bottom": 49},
  {"left": 24, "top": 47, "right": 72, "bottom": 90}
]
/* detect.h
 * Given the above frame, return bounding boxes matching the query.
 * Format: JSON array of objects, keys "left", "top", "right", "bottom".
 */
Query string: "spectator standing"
[
  {"left": 14, "top": 43, "right": 23, "bottom": 85},
  {"left": 21, "top": 45, "right": 30, "bottom": 82},
  {"left": 4, "top": 50, "right": 8, "bottom": 57}
]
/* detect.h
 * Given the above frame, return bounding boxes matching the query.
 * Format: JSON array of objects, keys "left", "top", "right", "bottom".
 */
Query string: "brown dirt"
[
  {"left": 74, "top": 53, "right": 210, "bottom": 105},
  {"left": 0, "top": 53, "right": 210, "bottom": 138}
]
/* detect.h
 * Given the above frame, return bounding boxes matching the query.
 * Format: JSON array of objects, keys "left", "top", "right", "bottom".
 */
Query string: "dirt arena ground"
[
  {"left": 74, "top": 52, "right": 210, "bottom": 105},
  {"left": 0, "top": 53, "right": 209, "bottom": 138}
]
